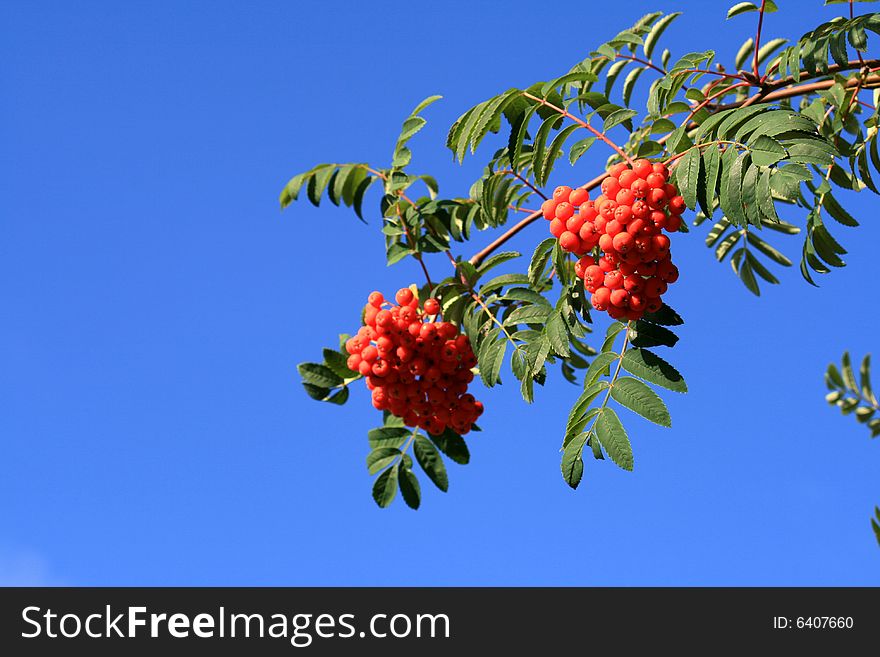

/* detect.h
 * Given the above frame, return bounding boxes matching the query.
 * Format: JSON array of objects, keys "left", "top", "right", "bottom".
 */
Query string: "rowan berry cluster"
[
  {"left": 540, "top": 159, "right": 682, "bottom": 321},
  {"left": 344, "top": 288, "right": 483, "bottom": 436}
]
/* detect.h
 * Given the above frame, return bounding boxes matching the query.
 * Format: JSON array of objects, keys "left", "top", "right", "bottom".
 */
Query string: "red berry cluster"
[
  {"left": 344, "top": 288, "right": 483, "bottom": 436},
  {"left": 540, "top": 158, "right": 682, "bottom": 321}
]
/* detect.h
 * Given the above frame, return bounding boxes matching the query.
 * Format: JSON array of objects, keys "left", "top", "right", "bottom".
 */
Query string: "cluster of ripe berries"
[
  {"left": 344, "top": 289, "right": 483, "bottom": 436},
  {"left": 541, "top": 159, "right": 682, "bottom": 321}
]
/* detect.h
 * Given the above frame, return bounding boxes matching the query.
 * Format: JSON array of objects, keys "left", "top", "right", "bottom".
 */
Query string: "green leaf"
[
  {"left": 746, "top": 232, "right": 791, "bottom": 266},
  {"left": 603, "top": 108, "right": 639, "bottom": 132},
  {"left": 622, "top": 67, "right": 646, "bottom": 107},
  {"left": 611, "top": 377, "right": 672, "bottom": 427},
  {"left": 823, "top": 192, "right": 859, "bottom": 227},
  {"left": 431, "top": 429, "right": 470, "bottom": 465},
  {"left": 860, "top": 354, "right": 875, "bottom": 405},
  {"left": 398, "top": 468, "right": 421, "bottom": 509},
  {"left": 545, "top": 311, "right": 570, "bottom": 357},
  {"left": 569, "top": 137, "right": 597, "bottom": 165},
  {"left": 677, "top": 148, "right": 701, "bottom": 210},
  {"left": 642, "top": 303, "right": 684, "bottom": 326},
  {"left": 413, "top": 434, "right": 449, "bottom": 492},
  {"left": 372, "top": 464, "right": 399, "bottom": 508},
  {"left": 697, "top": 148, "right": 721, "bottom": 219},
  {"left": 505, "top": 304, "right": 553, "bottom": 326},
  {"left": 735, "top": 38, "right": 755, "bottom": 70},
  {"left": 595, "top": 407, "right": 633, "bottom": 471},
  {"left": 561, "top": 432, "right": 588, "bottom": 489},
  {"left": 628, "top": 321, "right": 679, "bottom": 348},
  {"left": 565, "top": 381, "right": 610, "bottom": 444},
  {"left": 368, "top": 427, "right": 410, "bottom": 449},
  {"left": 477, "top": 251, "right": 521, "bottom": 275},
  {"left": 749, "top": 135, "right": 787, "bottom": 167},
  {"left": 841, "top": 352, "right": 859, "bottom": 391},
  {"left": 727, "top": 2, "right": 758, "bottom": 19},
  {"left": 323, "top": 348, "right": 357, "bottom": 379},
  {"left": 528, "top": 237, "right": 557, "bottom": 288},
  {"left": 826, "top": 363, "right": 845, "bottom": 389},
  {"left": 302, "top": 382, "right": 330, "bottom": 401},
  {"left": 324, "top": 387, "right": 349, "bottom": 405},
  {"left": 478, "top": 338, "right": 507, "bottom": 387},
  {"left": 644, "top": 12, "right": 681, "bottom": 59},
  {"left": 621, "top": 348, "right": 687, "bottom": 393},
  {"left": 367, "top": 447, "right": 400, "bottom": 475},
  {"left": 584, "top": 352, "right": 619, "bottom": 387},
  {"left": 297, "top": 362, "right": 343, "bottom": 388}
]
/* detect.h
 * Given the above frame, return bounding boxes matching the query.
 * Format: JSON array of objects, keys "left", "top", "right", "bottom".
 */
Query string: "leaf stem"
[{"left": 753, "top": 0, "right": 768, "bottom": 79}]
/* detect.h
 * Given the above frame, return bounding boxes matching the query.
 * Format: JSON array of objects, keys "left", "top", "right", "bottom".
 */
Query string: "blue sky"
[{"left": 2, "top": 1, "right": 878, "bottom": 585}]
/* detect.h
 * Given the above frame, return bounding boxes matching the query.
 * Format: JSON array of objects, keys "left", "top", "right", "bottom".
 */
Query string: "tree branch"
[{"left": 466, "top": 60, "right": 880, "bottom": 268}]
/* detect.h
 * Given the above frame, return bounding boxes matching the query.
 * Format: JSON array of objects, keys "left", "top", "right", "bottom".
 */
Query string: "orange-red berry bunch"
[
  {"left": 344, "top": 288, "right": 483, "bottom": 436},
  {"left": 540, "top": 158, "right": 682, "bottom": 321}
]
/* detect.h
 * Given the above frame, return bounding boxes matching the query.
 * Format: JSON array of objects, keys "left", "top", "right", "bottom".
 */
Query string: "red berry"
[
  {"left": 618, "top": 169, "right": 638, "bottom": 189},
  {"left": 559, "top": 231, "right": 580, "bottom": 252},
  {"left": 612, "top": 232, "right": 634, "bottom": 253},
  {"left": 368, "top": 291, "right": 384, "bottom": 308},
  {"left": 395, "top": 288, "right": 414, "bottom": 305},
  {"left": 633, "top": 159, "right": 653, "bottom": 179},
  {"left": 604, "top": 270, "right": 624, "bottom": 289},
  {"left": 614, "top": 204, "right": 633, "bottom": 224},
  {"left": 569, "top": 188, "right": 589, "bottom": 206},
  {"left": 553, "top": 186, "right": 572, "bottom": 202},
  {"left": 669, "top": 195, "right": 686, "bottom": 214},
  {"left": 608, "top": 163, "right": 629, "bottom": 178},
  {"left": 631, "top": 179, "right": 650, "bottom": 198},
  {"left": 591, "top": 287, "right": 611, "bottom": 311},
  {"left": 424, "top": 298, "right": 441, "bottom": 315},
  {"left": 541, "top": 198, "right": 559, "bottom": 220},
  {"left": 555, "top": 202, "right": 575, "bottom": 221},
  {"left": 549, "top": 218, "right": 566, "bottom": 238},
  {"left": 646, "top": 173, "right": 666, "bottom": 189},
  {"left": 610, "top": 289, "right": 629, "bottom": 308},
  {"left": 665, "top": 214, "right": 682, "bottom": 232}
]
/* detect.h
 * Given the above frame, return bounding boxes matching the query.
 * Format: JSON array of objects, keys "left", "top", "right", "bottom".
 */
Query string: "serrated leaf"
[
  {"left": 505, "top": 305, "right": 553, "bottom": 326},
  {"left": 621, "top": 349, "right": 687, "bottom": 393},
  {"left": 528, "top": 237, "right": 557, "bottom": 288},
  {"left": 413, "top": 434, "right": 449, "bottom": 492},
  {"left": 610, "top": 377, "right": 672, "bottom": 427},
  {"left": 842, "top": 352, "right": 859, "bottom": 391},
  {"left": 603, "top": 108, "right": 639, "bottom": 132},
  {"left": 642, "top": 303, "right": 684, "bottom": 326},
  {"left": 367, "top": 447, "right": 401, "bottom": 475},
  {"left": 595, "top": 407, "right": 633, "bottom": 471},
  {"left": 584, "top": 352, "right": 619, "bottom": 387},
  {"left": 545, "top": 311, "right": 570, "bottom": 357},
  {"left": 569, "top": 137, "right": 597, "bottom": 165},
  {"left": 372, "top": 464, "right": 399, "bottom": 508},
  {"left": 368, "top": 427, "right": 410, "bottom": 449},
  {"left": 561, "top": 432, "right": 588, "bottom": 489},
  {"left": 628, "top": 321, "right": 679, "bottom": 348},
  {"left": 735, "top": 38, "right": 755, "bottom": 70},
  {"left": 677, "top": 148, "right": 701, "bottom": 210},
  {"left": 746, "top": 232, "right": 791, "bottom": 266},
  {"left": 302, "top": 382, "right": 330, "bottom": 401},
  {"left": 398, "top": 468, "right": 421, "bottom": 509},
  {"left": 297, "top": 362, "right": 343, "bottom": 388},
  {"left": 431, "top": 429, "right": 470, "bottom": 465},
  {"left": 727, "top": 2, "right": 758, "bottom": 19},
  {"left": 749, "top": 135, "right": 787, "bottom": 167},
  {"left": 644, "top": 12, "right": 681, "bottom": 59}
]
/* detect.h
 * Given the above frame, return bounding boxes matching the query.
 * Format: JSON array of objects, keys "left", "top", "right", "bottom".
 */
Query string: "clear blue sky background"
[{"left": 2, "top": 1, "right": 878, "bottom": 586}]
